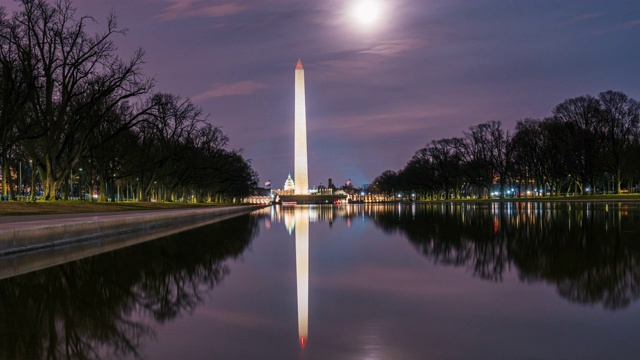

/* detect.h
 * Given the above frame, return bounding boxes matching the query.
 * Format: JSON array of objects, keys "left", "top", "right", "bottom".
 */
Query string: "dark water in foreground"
[{"left": 1, "top": 202, "right": 640, "bottom": 359}]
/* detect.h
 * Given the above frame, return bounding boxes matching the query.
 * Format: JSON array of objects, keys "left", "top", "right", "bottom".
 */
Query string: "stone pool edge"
[{"left": 0, "top": 205, "right": 265, "bottom": 256}]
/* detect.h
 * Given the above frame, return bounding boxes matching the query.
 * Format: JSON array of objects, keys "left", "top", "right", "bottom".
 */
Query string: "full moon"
[{"left": 352, "top": 0, "right": 382, "bottom": 25}]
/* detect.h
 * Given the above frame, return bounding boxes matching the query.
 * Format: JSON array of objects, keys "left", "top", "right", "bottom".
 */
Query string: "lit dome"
[{"left": 284, "top": 174, "right": 295, "bottom": 191}]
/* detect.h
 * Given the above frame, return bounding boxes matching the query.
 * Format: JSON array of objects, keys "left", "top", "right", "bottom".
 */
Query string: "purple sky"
[{"left": 6, "top": 0, "right": 640, "bottom": 187}]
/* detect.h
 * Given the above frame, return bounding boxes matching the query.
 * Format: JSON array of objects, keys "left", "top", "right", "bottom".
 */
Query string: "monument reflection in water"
[{"left": 284, "top": 206, "right": 309, "bottom": 348}]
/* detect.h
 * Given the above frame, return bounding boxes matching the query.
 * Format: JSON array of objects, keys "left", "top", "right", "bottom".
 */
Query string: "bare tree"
[
  {"left": 0, "top": 7, "right": 40, "bottom": 198},
  {"left": 463, "top": 123, "right": 498, "bottom": 198},
  {"left": 598, "top": 90, "right": 640, "bottom": 194},
  {"left": 553, "top": 95, "right": 603, "bottom": 194},
  {"left": 4, "top": 0, "right": 152, "bottom": 199},
  {"left": 132, "top": 93, "right": 202, "bottom": 201},
  {"left": 400, "top": 148, "right": 437, "bottom": 199},
  {"left": 373, "top": 170, "right": 399, "bottom": 197},
  {"left": 427, "top": 138, "right": 465, "bottom": 199}
]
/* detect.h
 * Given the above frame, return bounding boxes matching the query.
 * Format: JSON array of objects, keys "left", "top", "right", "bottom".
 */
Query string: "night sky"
[{"left": 5, "top": 0, "right": 640, "bottom": 188}]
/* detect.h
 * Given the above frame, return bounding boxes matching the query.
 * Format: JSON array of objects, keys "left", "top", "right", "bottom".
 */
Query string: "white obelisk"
[
  {"left": 294, "top": 59, "right": 309, "bottom": 195},
  {"left": 295, "top": 208, "right": 309, "bottom": 348}
]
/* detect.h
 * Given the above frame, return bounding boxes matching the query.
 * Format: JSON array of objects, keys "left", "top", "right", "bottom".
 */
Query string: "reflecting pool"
[{"left": 1, "top": 203, "right": 640, "bottom": 359}]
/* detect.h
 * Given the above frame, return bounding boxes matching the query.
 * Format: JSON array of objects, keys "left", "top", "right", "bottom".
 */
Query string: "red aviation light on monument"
[
  {"left": 300, "top": 336, "right": 306, "bottom": 348},
  {"left": 296, "top": 59, "right": 303, "bottom": 69}
]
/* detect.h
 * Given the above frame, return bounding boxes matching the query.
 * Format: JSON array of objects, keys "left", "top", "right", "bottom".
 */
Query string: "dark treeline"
[
  {"left": 373, "top": 91, "right": 640, "bottom": 199},
  {"left": 0, "top": 0, "right": 258, "bottom": 202},
  {"left": 0, "top": 213, "right": 261, "bottom": 359},
  {"left": 370, "top": 202, "right": 640, "bottom": 310}
]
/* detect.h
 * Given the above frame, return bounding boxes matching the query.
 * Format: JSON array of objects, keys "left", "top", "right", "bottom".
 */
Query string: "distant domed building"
[{"left": 283, "top": 174, "right": 295, "bottom": 194}]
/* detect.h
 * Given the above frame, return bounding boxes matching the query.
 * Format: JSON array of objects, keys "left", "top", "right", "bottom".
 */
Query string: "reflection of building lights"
[{"left": 284, "top": 210, "right": 295, "bottom": 235}]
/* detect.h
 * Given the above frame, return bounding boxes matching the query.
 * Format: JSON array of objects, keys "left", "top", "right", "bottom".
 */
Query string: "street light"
[
  {"left": 29, "top": 160, "right": 34, "bottom": 202},
  {"left": 79, "top": 168, "right": 83, "bottom": 201},
  {"left": 19, "top": 161, "right": 22, "bottom": 200}
]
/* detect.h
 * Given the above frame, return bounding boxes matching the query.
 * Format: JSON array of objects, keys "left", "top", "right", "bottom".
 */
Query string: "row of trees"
[
  {"left": 0, "top": 0, "right": 258, "bottom": 202},
  {"left": 373, "top": 90, "right": 640, "bottom": 199}
]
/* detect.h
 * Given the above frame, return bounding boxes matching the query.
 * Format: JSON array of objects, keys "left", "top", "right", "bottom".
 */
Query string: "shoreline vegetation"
[
  {"left": 3, "top": 194, "right": 640, "bottom": 217},
  {"left": 357, "top": 194, "right": 640, "bottom": 204},
  {"left": 407, "top": 194, "right": 640, "bottom": 203}
]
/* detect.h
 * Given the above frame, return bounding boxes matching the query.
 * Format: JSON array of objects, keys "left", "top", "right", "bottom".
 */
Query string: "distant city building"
[
  {"left": 328, "top": 178, "right": 336, "bottom": 191},
  {"left": 316, "top": 183, "right": 332, "bottom": 195}
]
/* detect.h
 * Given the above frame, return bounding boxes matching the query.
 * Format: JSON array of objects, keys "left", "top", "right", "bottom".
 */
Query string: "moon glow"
[{"left": 352, "top": 0, "right": 382, "bottom": 26}]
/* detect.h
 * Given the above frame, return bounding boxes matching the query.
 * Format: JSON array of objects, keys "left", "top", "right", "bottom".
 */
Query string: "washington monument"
[{"left": 294, "top": 59, "right": 309, "bottom": 194}]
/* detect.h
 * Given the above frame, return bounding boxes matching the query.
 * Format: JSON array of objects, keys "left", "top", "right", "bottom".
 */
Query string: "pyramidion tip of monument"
[{"left": 296, "top": 58, "right": 303, "bottom": 69}]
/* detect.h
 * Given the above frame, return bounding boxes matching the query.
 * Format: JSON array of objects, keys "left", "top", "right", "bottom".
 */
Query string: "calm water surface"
[{"left": 2, "top": 203, "right": 640, "bottom": 359}]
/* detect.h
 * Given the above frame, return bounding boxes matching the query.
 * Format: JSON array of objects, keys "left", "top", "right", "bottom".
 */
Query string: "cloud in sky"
[
  {"left": 157, "top": 0, "right": 299, "bottom": 20},
  {"left": 192, "top": 81, "right": 267, "bottom": 101},
  {"left": 317, "top": 58, "right": 378, "bottom": 82},
  {"left": 158, "top": 0, "right": 247, "bottom": 20},
  {"left": 565, "top": 13, "right": 601, "bottom": 25},
  {"left": 623, "top": 19, "right": 640, "bottom": 30},
  {"left": 358, "top": 39, "right": 427, "bottom": 56},
  {"left": 312, "top": 106, "right": 457, "bottom": 137},
  {"left": 196, "top": 3, "right": 247, "bottom": 17}
]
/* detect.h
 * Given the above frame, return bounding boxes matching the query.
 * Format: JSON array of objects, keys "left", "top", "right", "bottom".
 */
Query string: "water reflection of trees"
[
  {"left": 0, "top": 214, "right": 260, "bottom": 359},
  {"left": 371, "top": 202, "right": 640, "bottom": 310}
]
